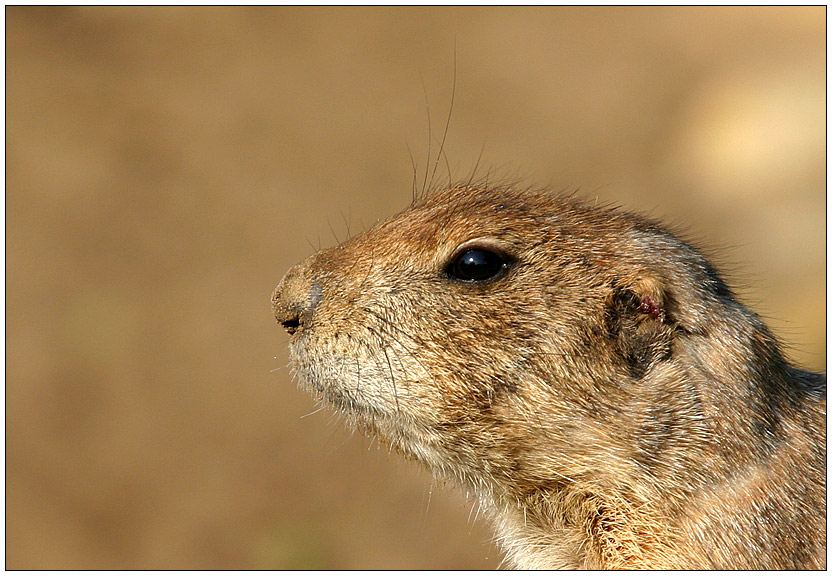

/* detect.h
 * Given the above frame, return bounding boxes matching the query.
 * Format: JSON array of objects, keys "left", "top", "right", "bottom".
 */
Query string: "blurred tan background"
[{"left": 6, "top": 6, "right": 825, "bottom": 570}]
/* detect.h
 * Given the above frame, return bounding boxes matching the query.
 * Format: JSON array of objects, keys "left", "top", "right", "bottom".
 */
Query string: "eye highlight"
[{"left": 446, "top": 247, "right": 511, "bottom": 282}]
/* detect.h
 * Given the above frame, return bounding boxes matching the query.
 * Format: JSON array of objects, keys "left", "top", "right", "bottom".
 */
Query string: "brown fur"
[{"left": 272, "top": 185, "right": 826, "bottom": 569}]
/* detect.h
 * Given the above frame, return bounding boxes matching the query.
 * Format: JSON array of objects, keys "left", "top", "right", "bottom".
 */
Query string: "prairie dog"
[{"left": 272, "top": 185, "right": 825, "bottom": 569}]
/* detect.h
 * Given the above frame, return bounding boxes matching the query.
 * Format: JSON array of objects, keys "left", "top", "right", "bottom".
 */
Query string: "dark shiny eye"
[{"left": 446, "top": 248, "right": 509, "bottom": 282}]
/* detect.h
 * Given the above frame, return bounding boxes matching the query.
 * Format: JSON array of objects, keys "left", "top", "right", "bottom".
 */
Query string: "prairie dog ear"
[{"left": 604, "top": 275, "right": 675, "bottom": 379}]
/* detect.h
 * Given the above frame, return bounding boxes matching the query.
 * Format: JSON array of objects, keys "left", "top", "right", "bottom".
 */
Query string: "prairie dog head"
[{"left": 271, "top": 185, "right": 740, "bottom": 495}]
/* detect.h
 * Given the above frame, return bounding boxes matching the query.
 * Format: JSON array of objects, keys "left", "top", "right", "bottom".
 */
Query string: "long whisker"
[
  {"left": 299, "top": 406, "right": 326, "bottom": 419},
  {"left": 466, "top": 138, "right": 488, "bottom": 189},
  {"left": 326, "top": 218, "right": 341, "bottom": 245},
  {"left": 429, "top": 44, "right": 457, "bottom": 194},
  {"left": 340, "top": 207, "right": 352, "bottom": 240},
  {"left": 385, "top": 344, "right": 402, "bottom": 408},
  {"left": 419, "top": 72, "right": 432, "bottom": 198},
  {"left": 406, "top": 142, "right": 419, "bottom": 203}
]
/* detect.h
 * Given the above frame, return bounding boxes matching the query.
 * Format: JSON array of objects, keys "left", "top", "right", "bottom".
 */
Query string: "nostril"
[{"left": 281, "top": 315, "right": 301, "bottom": 335}]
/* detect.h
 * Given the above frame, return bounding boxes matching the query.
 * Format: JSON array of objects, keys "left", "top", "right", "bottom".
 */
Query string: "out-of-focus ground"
[{"left": 6, "top": 6, "right": 825, "bottom": 570}]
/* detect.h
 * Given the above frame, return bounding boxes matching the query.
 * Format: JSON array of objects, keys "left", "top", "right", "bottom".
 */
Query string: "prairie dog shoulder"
[{"left": 272, "top": 185, "right": 826, "bottom": 569}]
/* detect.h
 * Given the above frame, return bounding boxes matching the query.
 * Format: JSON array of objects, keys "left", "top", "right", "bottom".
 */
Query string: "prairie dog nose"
[{"left": 272, "top": 261, "right": 322, "bottom": 335}]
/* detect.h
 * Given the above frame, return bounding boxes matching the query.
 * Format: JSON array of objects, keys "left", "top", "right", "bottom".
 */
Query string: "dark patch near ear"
[
  {"left": 701, "top": 260, "right": 733, "bottom": 298},
  {"left": 793, "top": 368, "right": 826, "bottom": 400},
  {"left": 745, "top": 330, "right": 801, "bottom": 448},
  {"left": 605, "top": 288, "right": 673, "bottom": 379}
]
